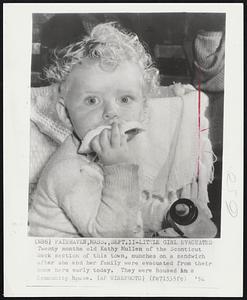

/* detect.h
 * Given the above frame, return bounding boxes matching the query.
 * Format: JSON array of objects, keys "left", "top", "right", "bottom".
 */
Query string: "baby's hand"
[{"left": 91, "top": 122, "right": 132, "bottom": 166}]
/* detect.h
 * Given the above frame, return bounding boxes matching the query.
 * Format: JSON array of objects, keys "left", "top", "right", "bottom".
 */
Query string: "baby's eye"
[
  {"left": 85, "top": 96, "right": 100, "bottom": 106},
  {"left": 119, "top": 96, "right": 133, "bottom": 104}
]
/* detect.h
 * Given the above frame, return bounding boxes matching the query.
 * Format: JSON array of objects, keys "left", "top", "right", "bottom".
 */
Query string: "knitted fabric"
[
  {"left": 31, "top": 85, "right": 71, "bottom": 143},
  {"left": 193, "top": 31, "right": 225, "bottom": 92},
  {"left": 30, "top": 121, "right": 58, "bottom": 185},
  {"left": 30, "top": 85, "right": 71, "bottom": 189}
]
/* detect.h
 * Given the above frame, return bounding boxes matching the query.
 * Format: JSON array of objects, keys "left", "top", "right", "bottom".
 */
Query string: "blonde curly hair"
[{"left": 44, "top": 22, "right": 160, "bottom": 95}]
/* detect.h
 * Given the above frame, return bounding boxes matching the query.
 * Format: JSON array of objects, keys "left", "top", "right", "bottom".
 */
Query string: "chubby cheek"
[
  {"left": 121, "top": 103, "right": 145, "bottom": 121},
  {"left": 68, "top": 109, "right": 101, "bottom": 139}
]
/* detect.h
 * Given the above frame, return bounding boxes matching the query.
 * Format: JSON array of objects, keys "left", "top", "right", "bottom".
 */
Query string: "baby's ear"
[{"left": 56, "top": 97, "right": 73, "bottom": 129}]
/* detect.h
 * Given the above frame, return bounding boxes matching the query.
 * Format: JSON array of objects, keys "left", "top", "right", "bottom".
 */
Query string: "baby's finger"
[
  {"left": 90, "top": 135, "right": 102, "bottom": 154},
  {"left": 111, "top": 122, "right": 120, "bottom": 148},
  {"left": 120, "top": 131, "right": 128, "bottom": 146},
  {"left": 99, "top": 129, "right": 110, "bottom": 150},
  {"left": 118, "top": 123, "right": 126, "bottom": 136},
  {"left": 118, "top": 123, "right": 126, "bottom": 145}
]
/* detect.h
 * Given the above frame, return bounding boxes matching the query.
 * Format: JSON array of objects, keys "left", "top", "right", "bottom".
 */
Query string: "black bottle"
[{"left": 162, "top": 198, "right": 217, "bottom": 238}]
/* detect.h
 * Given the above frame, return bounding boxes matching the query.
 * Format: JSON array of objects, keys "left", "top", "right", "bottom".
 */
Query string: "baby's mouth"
[
  {"left": 125, "top": 128, "right": 143, "bottom": 141},
  {"left": 78, "top": 121, "right": 145, "bottom": 154}
]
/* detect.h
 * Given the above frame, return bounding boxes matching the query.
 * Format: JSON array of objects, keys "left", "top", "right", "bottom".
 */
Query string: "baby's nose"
[
  {"left": 103, "top": 112, "right": 118, "bottom": 120},
  {"left": 103, "top": 102, "right": 119, "bottom": 121}
]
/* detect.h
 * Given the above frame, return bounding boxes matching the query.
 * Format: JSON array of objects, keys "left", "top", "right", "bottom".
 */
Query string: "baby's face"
[{"left": 63, "top": 59, "right": 146, "bottom": 139}]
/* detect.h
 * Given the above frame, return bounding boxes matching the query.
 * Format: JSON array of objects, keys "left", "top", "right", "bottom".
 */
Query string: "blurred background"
[
  {"left": 31, "top": 13, "right": 225, "bottom": 87},
  {"left": 31, "top": 13, "right": 225, "bottom": 236}
]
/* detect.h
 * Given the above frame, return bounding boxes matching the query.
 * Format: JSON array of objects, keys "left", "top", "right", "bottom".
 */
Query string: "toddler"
[{"left": 28, "top": 22, "right": 179, "bottom": 237}]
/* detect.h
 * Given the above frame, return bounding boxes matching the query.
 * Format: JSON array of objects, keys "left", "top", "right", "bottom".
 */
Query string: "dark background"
[
  {"left": 31, "top": 13, "right": 225, "bottom": 236},
  {"left": 31, "top": 13, "right": 225, "bottom": 87}
]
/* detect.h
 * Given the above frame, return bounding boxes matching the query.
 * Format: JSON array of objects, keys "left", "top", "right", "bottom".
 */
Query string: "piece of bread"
[{"left": 78, "top": 121, "right": 145, "bottom": 154}]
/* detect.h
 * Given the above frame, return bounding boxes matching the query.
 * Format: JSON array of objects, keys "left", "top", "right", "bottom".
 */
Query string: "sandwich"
[{"left": 78, "top": 121, "right": 145, "bottom": 154}]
